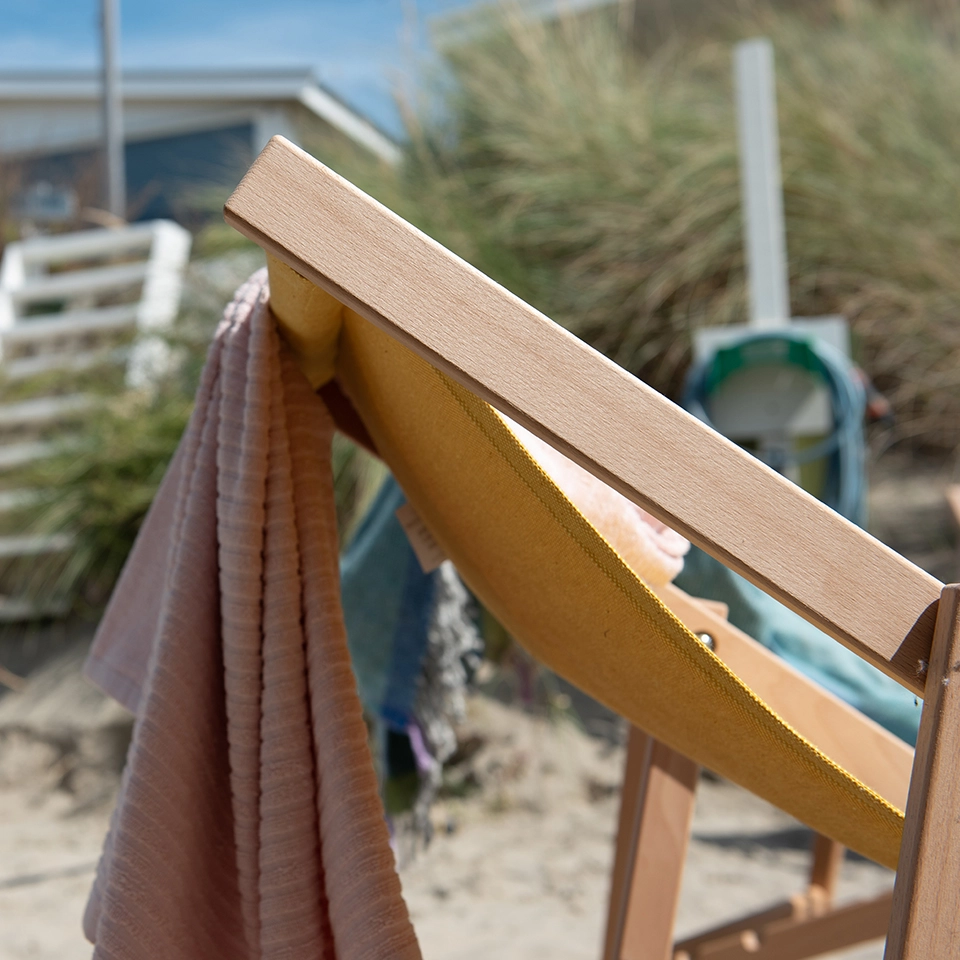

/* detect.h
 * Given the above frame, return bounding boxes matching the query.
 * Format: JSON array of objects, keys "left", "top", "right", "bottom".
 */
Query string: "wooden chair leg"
[
  {"left": 603, "top": 725, "right": 653, "bottom": 960},
  {"left": 670, "top": 766, "right": 891, "bottom": 960},
  {"left": 672, "top": 820, "right": 891, "bottom": 959},
  {"left": 885, "top": 583, "right": 960, "bottom": 958},
  {"left": 807, "top": 834, "right": 844, "bottom": 902},
  {"left": 675, "top": 890, "right": 892, "bottom": 960},
  {"left": 672, "top": 897, "right": 814, "bottom": 959},
  {"left": 602, "top": 725, "right": 699, "bottom": 960}
]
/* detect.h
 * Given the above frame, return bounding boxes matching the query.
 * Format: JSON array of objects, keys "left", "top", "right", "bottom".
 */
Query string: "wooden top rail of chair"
[{"left": 225, "top": 136, "right": 941, "bottom": 696}]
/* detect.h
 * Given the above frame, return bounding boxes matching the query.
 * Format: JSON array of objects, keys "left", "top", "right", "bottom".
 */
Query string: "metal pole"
[
  {"left": 734, "top": 38, "right": 789, "bottom": 328},
  {"left": 101, "top": 0, "right": 126, "bottom": 220}
]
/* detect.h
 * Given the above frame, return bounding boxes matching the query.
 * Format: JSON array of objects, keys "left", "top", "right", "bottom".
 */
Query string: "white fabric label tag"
[{"left": 395, "top": 502, "right": 447, "bottom": 573}]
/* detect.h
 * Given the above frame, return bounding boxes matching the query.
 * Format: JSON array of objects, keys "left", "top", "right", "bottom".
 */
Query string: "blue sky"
[{"left": 0, "top": 1, "right": 480, "bottom": 135}]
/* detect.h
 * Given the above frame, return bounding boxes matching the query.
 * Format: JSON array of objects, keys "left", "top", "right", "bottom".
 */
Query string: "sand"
[
  {"left": 0, "top": 445, "right": 946, "bottom": 959},
  {"left": 0, "top": 690, "right": 892, "bottom": 960}
]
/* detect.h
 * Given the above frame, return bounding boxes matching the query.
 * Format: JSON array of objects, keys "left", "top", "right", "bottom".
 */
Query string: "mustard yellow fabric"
[
  {"left": 267, "top": 260, "right": 343, "bottom": 388},
  {"left": 267, "top": 257, "right": 904, "bottom": 870}
]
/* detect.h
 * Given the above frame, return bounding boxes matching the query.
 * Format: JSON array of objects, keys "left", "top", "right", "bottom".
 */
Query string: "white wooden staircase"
[{"left": 0, "top": 221, "right": 191, "bottom": 617}]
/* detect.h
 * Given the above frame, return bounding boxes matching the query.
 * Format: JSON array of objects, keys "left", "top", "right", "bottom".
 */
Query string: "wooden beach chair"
[
  {"left": 224, "top": 137, "right": 958, "bottom": 959},
  {"left": 603, "top": 584, "right": 911, "bottom": 959}
]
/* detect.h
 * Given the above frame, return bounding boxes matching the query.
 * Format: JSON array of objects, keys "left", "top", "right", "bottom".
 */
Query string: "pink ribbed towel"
[{"left": 83, "top": 270, "right": 422, "bottom": 960}]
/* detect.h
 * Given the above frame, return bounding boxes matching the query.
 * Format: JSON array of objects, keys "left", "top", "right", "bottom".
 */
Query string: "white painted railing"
[{"left": 0, "top": 220, "right": 191, "bottom": 616}]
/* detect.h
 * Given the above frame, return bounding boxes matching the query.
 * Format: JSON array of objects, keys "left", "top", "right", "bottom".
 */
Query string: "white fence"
[{"left": 0, "top": 220, "right": 191, "bottom": 616}]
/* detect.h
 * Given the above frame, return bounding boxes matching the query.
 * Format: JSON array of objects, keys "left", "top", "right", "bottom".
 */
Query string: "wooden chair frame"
[
  {"left": 225, "top": 137, "right": 960, "bottom": 959},
  {"left": 606, "top": 727, "right": 895, "bottom": 960},
  {"left": 604, "top": 584, "right": 909, "bottom": 960}
]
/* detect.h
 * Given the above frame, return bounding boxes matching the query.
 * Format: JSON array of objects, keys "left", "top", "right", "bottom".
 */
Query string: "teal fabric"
[
  {"left": 684, "top": 332, "right": 867, "bottom": 523},
  {"left": 340, "top": 476, "right": 436, "bottom": 728},
  {"left": 675, "top": 547, "right": 922, "bottom": 746}
]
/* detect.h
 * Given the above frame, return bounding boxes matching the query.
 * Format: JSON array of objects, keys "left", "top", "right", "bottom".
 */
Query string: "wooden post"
[
  {"left": 100, "top": 0, "right": 126, "bottom": 219},
  {"left": 885, "top": 583, "right": 960, "bottom": 958},
  {"left": 734, "top": 38, "right": 790, "bottom": 330},
  {"left": 602, "top": 726, "right": 699, "bottom": 960}
]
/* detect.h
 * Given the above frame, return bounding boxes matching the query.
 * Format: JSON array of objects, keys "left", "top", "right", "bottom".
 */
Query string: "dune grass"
[
  {"left": 8, "top": 0, "right": 960, "bottom": 613},
  {"left": 363, "top": 0, "right": 960, "bottom": 450}
]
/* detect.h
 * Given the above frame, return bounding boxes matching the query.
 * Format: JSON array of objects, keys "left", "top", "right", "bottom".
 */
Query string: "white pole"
[
  {"left": 101, "top": 0, "right": 126, "bottom": 220},
  {"left": 734, "top": 38, "right": 789, "bottom": 328}
]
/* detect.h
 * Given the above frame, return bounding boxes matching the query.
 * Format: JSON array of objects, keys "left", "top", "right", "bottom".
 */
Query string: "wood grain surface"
[
  {"left": 603, "top": 728, "right": 699, "bottom": 960},
  {"left": 680, "top": 891, "right": 892, "bottom": 960},
  {"left": 225, "top": 136, "right": 941, "bottom": 695},
  {"left": 885, "top": 584, "right": 960, "bottom": 958}
]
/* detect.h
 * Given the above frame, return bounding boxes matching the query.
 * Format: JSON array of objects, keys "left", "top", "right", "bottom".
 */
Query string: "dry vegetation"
[
  {"left": 4, "top": 0, "right": 960, "bottom": 614},
  {"left": 346, "top": 0, "right": 960, "bottom": 451}
]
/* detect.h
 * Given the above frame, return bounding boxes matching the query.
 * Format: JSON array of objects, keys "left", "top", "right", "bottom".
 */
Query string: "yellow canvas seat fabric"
[{"left": 267, "top": 257, "right": 904, "bottom": 871}]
